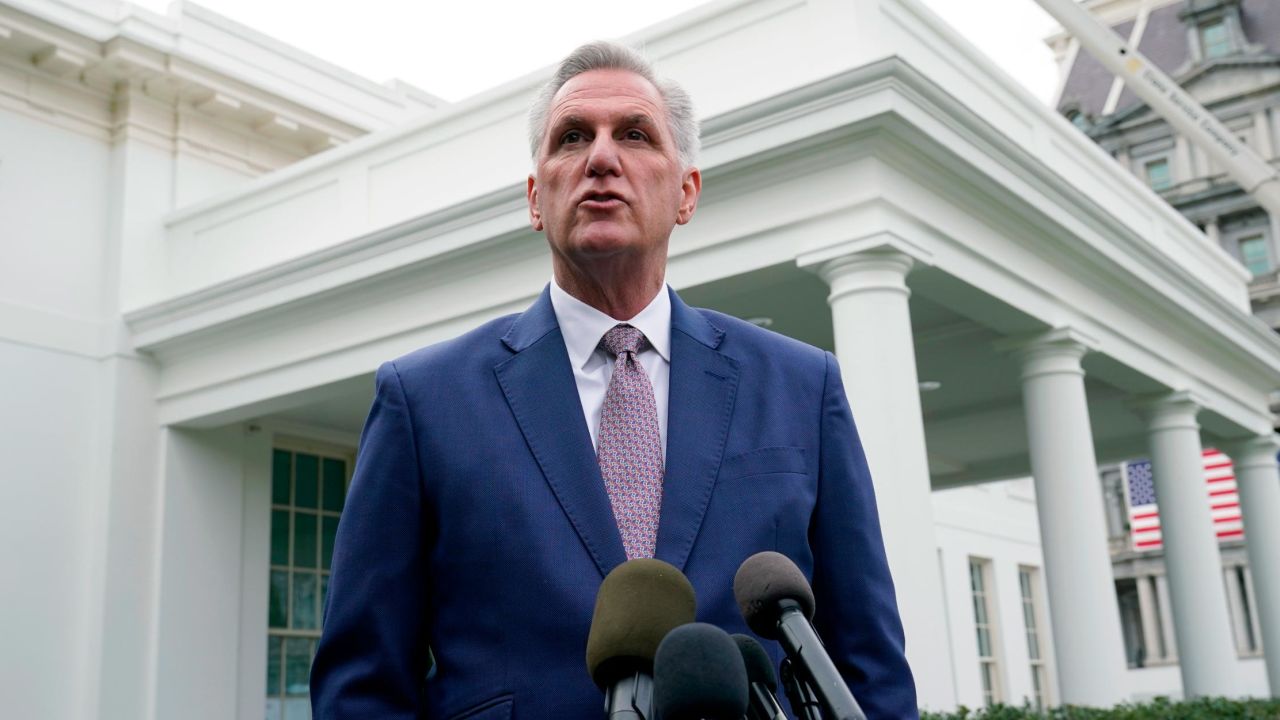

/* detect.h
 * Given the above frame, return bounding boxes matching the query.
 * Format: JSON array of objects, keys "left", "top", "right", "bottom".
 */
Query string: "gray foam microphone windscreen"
[
  {"left": 653, "top": 623, "right": 749, "bottom": 720},
  {"left": 585, "top": 558, "right": 698, "bottom": 687},
  {"left": 731, "top": 633, "right": 778, "bottom": 692},
  {"left": 732, "top": 551, "right": 815, "bottom": 639}
]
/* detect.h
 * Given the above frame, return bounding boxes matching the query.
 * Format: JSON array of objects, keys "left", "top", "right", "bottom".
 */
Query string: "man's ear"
[
  {"left": 527, "top": 175, "right": 544, "bottom": 231},
  {"left": 675, "top": 166, "right": 702, "bottom": 225}
]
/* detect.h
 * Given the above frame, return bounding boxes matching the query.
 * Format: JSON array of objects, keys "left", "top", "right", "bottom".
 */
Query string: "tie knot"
[{"left": 600, "top": 324, "right": 648, "bottom": 357}]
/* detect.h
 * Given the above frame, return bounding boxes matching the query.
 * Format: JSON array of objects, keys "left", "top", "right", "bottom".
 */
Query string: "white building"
[
  {"left": 1047, "top": 0, "right": 1280, "bottom": 701},
  {"left": 4, "top": 0, "right": 1280, "bottom": 718}
]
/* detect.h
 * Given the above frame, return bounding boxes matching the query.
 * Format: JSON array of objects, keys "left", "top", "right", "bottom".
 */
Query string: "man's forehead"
[{"left": 548, "top": 69, "right": 666, "bottom": 121}]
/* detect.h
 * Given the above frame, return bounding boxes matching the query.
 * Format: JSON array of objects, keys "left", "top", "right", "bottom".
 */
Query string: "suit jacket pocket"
[
  {"left": 448, "top": 694, "right": 513, "bottom": 720},
  {"left": 718, "top": 446, "right": 807, "bottom": 480}
]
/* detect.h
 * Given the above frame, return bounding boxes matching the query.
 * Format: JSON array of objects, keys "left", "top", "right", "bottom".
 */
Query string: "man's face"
[{"left": 527, "top": 69, "right": 700, "bottom": 267}]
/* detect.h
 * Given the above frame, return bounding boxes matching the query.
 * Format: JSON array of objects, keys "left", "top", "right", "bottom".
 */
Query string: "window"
[
  {"left": 1238, "top": 234, "right": 1270, "bottom": 275},
  {"left": 1144, "top": 158, "right": 1173, "bottom": 191},
  {"left": 1226, "top": 565, "right": 1262, "bottom": 656},
  {"left": 1200, "top": 20, "right": 1231, "bottom": 59},
  {"left": 267, "top": 447, "right": 351, "bottom": 720},
  {"left": 1114, "top": 578, "right": 1146, "bottom": 668},
  {"left": 1018, "top": 568, "right": 1050, "bottom": 710},
  {"left": 969, "top": 558, "right": 1002, "bottom": 706}
]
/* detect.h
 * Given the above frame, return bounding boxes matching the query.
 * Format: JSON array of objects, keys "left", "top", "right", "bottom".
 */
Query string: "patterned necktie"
[{"left": 596, "top": 323, "right": 664, "bottom": 560}]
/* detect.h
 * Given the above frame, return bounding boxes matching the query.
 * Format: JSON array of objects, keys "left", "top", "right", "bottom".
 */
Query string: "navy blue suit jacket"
[{"left": 311, "top": 286, "right": 917, "bottom": 719}]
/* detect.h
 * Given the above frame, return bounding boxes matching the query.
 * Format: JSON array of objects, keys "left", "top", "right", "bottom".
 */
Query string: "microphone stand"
[{"left": 780, "top": 658, "right": 822, "bottom": 720}]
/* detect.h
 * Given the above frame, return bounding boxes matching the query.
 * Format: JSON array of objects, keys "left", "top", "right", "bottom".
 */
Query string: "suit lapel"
[
  {"left": 495, "top": 287, "right": 627, "bottom": 578},
  {"left": 656, "top": 290, "right": 740, "bottom": 572}
]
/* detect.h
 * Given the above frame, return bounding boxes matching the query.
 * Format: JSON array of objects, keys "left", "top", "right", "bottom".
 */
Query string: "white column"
[
  {"left": 1155, "top": 574, "right": 1178, "bottom": 661},
  {"left": 1206, "top": 217, "right": 1222, "bottom": 247},
  {"left": 1007, "top": 329, "right": 1128, "bottom": 705},
  {"left": 1253, "top": 109, "right": 1275, "bottom": 160},
  {"left": 1139, "top": 392, "right": 1239, "bottom": 697},
  {"left": 1174, "top": 135, "right": 1193, "bottom": 185},
  {"left": 1223, "top": 436, "right": 1280, "bottom": 697},
  {"left": 153, "top": 426, "right": 250, "bottom": 720},
  {"left": 1136, "top": 576, "right": 1163, "bottom": 664},
  {"left": 816, "top": 249, "right": 956, "bottom": 709},
  {"left": 1269, "top": 213, "right": 1280, "bottom": 268}
]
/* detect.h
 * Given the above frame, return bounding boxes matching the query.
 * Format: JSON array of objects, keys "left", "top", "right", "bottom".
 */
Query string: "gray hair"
[{"left": 528, "top": 41, "right": 700, "bottom": 168}]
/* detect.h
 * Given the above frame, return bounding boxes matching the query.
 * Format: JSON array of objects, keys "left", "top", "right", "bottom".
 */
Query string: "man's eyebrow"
[
  {"left": 622, "top": 114, "right": 657, "bottom": 126},
  {"left": 554, "top": 114, "right": 586, "bottom": 128}
]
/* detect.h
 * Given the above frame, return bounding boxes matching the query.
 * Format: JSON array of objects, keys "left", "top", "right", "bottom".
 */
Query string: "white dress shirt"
[{"left": 548, "top": 278, "right": 671, "bottom": 457}]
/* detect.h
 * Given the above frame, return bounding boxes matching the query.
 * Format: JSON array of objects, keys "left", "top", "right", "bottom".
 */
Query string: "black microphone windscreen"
[
  {"left": 730, "top": 633, "right": 778, "bottom": 692},
  {"left": 653, "top": 623, "right": 749, "bottom": 720},
  {"left": 586, "top": 558, "right": 697, "bottom": 688},
  {"left": 733, "top": 551, "right": 815, "bottom": 639}
]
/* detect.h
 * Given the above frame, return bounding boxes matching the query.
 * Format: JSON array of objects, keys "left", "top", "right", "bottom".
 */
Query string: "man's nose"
[{"left": 585, "top": 136, "right": 622, "bottom": 177}]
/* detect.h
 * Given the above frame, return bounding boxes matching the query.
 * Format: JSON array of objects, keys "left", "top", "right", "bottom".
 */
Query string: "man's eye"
[
  {"left": 560, "top": 130, "right": 586, "bottom": 144},
  {"left": 623, "top": 129, "right": 649, "bottom": 141}
]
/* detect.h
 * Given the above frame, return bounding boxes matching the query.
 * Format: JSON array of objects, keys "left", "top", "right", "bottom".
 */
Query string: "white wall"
[
  {"left": 1121, "top": 657, "right": 1268, "bottom": 701},
  {"left": 0, "top": 342, "right": 100, "bottom": 720},
  {"left": 933, "top": 479, "right": 1055, "bottom": 710},
  {"left": 0, "top": 73, "right": 287, "bottom": 720},
  {"left": 0, "top": 108, "right": 111, "bottom": 327},
  {"left": 0, "top": 104, "right": 113, "bottom": 720}
]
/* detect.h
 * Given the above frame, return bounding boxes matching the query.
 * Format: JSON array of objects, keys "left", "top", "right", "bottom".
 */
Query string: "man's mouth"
[{"left": 579, "top": 192, "right": 625, "bottom": 209}]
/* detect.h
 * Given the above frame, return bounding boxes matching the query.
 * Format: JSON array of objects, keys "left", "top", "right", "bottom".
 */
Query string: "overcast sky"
[{"left": 133, "top": 0, "right": 1064, "bottom": 106}]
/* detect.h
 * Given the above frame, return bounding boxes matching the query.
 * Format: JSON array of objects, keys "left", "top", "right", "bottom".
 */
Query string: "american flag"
[{"left": 1124, "top": 448, "right": 1243, "bottom": 551}]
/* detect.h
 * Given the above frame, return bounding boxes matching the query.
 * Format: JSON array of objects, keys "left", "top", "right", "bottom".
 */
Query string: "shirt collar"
[{"left": 549, "top": 277, "right": 672, "bottom": 370}]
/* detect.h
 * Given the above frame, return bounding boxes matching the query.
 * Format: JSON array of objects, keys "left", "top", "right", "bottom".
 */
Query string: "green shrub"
[{"left": 921, "top": 696, "right": 1280, "bottom": 720}]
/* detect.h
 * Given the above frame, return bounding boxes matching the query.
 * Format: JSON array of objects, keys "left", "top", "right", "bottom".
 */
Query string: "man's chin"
[{"left": 564, "top": 233, "right": 643, "bottom": 258}]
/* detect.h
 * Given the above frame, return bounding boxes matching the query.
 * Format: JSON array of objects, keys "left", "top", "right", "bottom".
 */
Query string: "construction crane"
[{"left": 1033, "top": 0, "right": 1280, "bottom": 218}]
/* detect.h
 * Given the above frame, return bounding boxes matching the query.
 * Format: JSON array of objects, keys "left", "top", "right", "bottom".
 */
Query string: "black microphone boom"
[{"left": 733, "top": 552, "right": 867, "bottom": 720}]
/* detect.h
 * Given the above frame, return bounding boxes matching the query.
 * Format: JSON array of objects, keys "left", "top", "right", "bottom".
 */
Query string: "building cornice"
[
  {"left": 0, "top": 1, "right": 404, "bottom": 162},
  {"left": 2, "top": 0, "right": 439, "bottom": 124}
]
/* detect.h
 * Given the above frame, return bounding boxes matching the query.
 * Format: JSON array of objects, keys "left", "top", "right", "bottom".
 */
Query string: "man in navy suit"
[{"left": 311, "top": 41, "right": 917, "bottom": 719}]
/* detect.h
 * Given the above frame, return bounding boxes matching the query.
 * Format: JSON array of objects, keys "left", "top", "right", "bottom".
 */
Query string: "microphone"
[
  {"left": 587, "top": 559, "right": 697, "bottom": 719},
  {"left": 652, "top": 623, "right": 749, "bottom": 720},
  {"left": 730, "top": 634, "right": 786, "bottom": 720},
  {"left": 733, "top": 552, "right": 867, "bottom": 720}
]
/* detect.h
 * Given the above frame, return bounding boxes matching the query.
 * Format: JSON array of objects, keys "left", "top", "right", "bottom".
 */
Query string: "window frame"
[
  {"left": 264, "top": 437, "right": 356, "bottom": 720},
  {"left": 1199, "top": 18, "right": 1231, "bottom": 59},
  {"left": 1221, "top": 221, "right": 1274, "bottom": 278},
  {"left": 1141, "top": 155, "right": 1174, "bottom": 192},
  {"left": 968, "top": 557, "right": 1004, "bottom": 707},
  {"left": 1017, "top": 566, "right": 1052, "bottom": 710},
  {"left": 1225, "top": 563, "right": 1263, "bottom": 658},
  {"left": 1237, "top": 233, "right": 1272, "bottom": 276}
]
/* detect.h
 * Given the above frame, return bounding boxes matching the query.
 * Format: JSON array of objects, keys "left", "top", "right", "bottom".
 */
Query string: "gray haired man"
[{"left": 311, "top": 41, "right": 916, "bottom": 720}]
